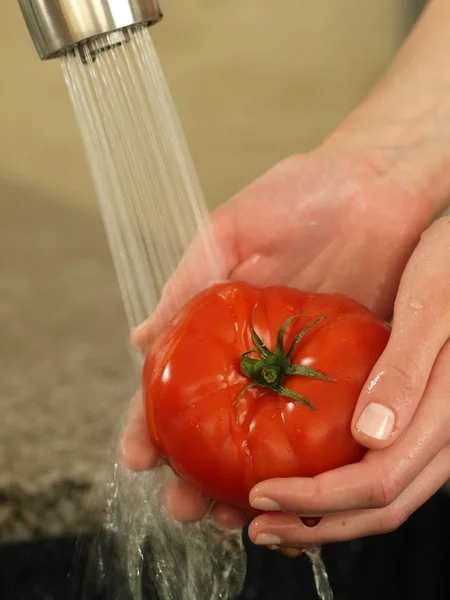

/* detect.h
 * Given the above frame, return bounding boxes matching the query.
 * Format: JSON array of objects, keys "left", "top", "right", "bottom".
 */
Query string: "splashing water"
[
  {"left": 60, "top": 25, "right": 333, "bottom": 600},
  {"left": 80, "top": 462, "right": 245, "bottom": 600}
]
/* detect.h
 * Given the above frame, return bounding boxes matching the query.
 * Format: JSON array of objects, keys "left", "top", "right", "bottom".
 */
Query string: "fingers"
[
  {"left": 120, "top": 390, "right": 158, "bottom": 471},
  {"left": 248, "top": 444, "right": 450, "bottom": 547},
  {"left": 352, "top": 216, "right": 450, "bottom": 449},
  {"left": 162, "top": 480, "right": 247, "bottom": 528},
  {"left": 210, "top": 503, "right": 248, "bottom": 529},
  {"left": 249, "top": 338, "right": 450, "bottom": 516},
  {"left": 266, "top": 544, "right": 304, "bottom": 558},
  {"left": 131, "top": 211, "right": 235, "bottom": 351},
  {"left": 279, "top": 547, "right": 304, "bottom": 558},
  {"left": 162, "top": 480, "right": 211, "bottom": 522}
]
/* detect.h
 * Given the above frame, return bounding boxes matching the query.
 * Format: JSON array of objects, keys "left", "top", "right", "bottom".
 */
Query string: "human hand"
[
  {"left": 120, "top": 0, "right": 450, "bottom": 556},
  {"left": 121, "top": 146, "right": 432, "bottom": 537},
  {"left": 247, "top": 215, "right": 450, "bottom": 553}
]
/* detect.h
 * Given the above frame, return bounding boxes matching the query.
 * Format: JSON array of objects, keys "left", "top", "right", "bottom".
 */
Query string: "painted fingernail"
[
  {"left": 133, "top": 319, "right": 148, "bottom": 333},
  {"left": 250, "top": 497, "right": 281, "bottom": 511},
  {"left": 281, "top": 547, "right": 304, "bottom": 558},
  {"left": 356, "top": 402, "right": 395, "bottom": 440},
  {"left": 255, "top": 534, "right": 282, "bottom": 545}
]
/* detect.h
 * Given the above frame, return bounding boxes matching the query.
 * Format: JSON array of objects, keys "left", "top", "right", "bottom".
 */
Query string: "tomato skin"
[{"left": 143, "top": 283, "right": 390, "bottom": 510}]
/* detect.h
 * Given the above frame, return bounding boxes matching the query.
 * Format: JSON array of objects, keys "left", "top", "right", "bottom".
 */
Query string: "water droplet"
[
  {"left": 368, "top": 371, "right": 384, "bottom": 392},
  {"left": 409, "top": 300, "right": 423, "bottom": 311}
]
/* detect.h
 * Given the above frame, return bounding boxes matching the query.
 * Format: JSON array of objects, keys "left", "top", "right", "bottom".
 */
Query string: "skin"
[{"left": 122, "top": 0, "right": 450, "bottom": 557}]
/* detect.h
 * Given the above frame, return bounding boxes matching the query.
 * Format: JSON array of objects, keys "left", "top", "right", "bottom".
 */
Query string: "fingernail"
[
  {"left": 282, "top": 547, "right": 304, "bottom": 558},
  {"left": 255, "top": 534, "right": 282, "bottom": 545},
  {"left": 250, "top": 497, "right": 281, "bottom": 512},
  {"left": 131, "top": 319, "right": 149, "bottom": 337},
  {"left": 356, "top": 402, "right": 395, "bottom": 440}
]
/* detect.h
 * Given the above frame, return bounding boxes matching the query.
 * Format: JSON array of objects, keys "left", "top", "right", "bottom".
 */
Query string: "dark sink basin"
[{"left": 1, "top": 489, "right": 449, "bottom": 600}]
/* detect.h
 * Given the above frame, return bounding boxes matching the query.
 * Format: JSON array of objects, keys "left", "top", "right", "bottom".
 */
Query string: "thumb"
[
  {"left": 352, "top": 216, "right": 450, "bottom": 449},
  {"left": 130, "top": 209, "right": 236, "bottom": 351}
]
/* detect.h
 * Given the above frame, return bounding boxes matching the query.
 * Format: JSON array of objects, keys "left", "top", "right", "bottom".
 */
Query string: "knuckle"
[
  {"left": 368, "top": 467, "right": 401, "bottom": 509},
  {"left": 378, "top": 506, "right": 407, "bottom": 535},
  {"left": 380, "top": 476, "right": 400, "bottom": 507},
  {"left": 381, "top": 355, "right": 421, "bottom": 398}
]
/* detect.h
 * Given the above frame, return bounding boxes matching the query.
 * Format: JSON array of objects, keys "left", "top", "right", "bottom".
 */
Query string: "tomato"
[{"left": 143, "top": 282, "right": 390, "bottom": 511}]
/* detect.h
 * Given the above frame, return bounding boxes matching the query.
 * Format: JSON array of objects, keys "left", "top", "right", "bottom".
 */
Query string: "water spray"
[{"left": 17, "top": 4, "right": 248, "bottom": 600}]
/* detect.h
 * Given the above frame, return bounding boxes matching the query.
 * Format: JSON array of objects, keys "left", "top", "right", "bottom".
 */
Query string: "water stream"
[{"left": 61, "top": 25, "right": 332, "bottom": 600}]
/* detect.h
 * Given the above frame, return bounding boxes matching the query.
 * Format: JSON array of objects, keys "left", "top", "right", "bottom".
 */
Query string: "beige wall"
[{"left": 1, "top": 1, "right": 408, "bottom": 211}]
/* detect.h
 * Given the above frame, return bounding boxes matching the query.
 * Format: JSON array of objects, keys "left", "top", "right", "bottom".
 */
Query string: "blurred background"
[
  {"left": 0, "top": 0, "right": 428, "bottom": 594},
  {"left": 2, "top": 1, "right": 419, "bottom": 211}
]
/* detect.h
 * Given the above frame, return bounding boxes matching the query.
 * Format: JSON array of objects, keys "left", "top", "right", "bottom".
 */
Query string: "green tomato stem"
[{"left": 236, "top": 305, "right": 335, "bottom": 423}]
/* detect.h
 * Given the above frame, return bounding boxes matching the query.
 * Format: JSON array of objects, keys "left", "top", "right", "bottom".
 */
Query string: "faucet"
[{"left": 19, "top": 0, "right": 163, "bottom": 60}]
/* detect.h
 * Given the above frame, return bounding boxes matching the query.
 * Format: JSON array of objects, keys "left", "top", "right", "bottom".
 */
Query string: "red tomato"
[{"left": 143, "top": 283, "right": 390, "bottom": 510}]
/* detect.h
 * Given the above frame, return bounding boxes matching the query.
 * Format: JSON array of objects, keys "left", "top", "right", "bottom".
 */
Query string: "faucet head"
[{"left": 19, "top": 0, "right": 163, "bottom": 60}]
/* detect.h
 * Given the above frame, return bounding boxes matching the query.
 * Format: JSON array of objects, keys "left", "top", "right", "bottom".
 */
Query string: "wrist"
[{"left": 322, "top": 0, "right": 450, "bottom": 220}]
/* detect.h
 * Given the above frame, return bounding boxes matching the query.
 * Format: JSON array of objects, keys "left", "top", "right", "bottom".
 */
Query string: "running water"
[
  {"left": 61, "top": 26, "right": 244, "bottom": 600},
  {"left": 60, "top": 25, "right": 332, "bottom": 600},
  {"left": 306, "top": 548, "right": 334, "bottom": 600},
  {"left": 61, "top": 27, "right": 223, "bottom": 333}
]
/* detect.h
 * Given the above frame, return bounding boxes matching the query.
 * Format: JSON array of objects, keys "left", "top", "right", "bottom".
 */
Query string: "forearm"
[{"left": 326, "top": 0, "right": 450, "bottom": 216}]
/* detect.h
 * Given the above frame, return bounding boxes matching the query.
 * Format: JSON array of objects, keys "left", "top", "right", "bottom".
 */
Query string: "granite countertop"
[{"left": 0, "top": 180, "right": 136, "bottom": 542}]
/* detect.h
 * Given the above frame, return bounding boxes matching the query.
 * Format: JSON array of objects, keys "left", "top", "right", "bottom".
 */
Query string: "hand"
[
  {"left": 120, "top": 0, "right": 450, "bottom": 556},
  {"left": 120, "top": 146, "right": 431, "bottom": 538},
  {"left": 248, "top": 215, "right": 450, "bottom": 553}
]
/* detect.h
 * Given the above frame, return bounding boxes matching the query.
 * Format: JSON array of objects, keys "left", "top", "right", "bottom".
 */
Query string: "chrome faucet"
[{"left": 19, "top": 0, "right": 163, "bottom": 60}]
